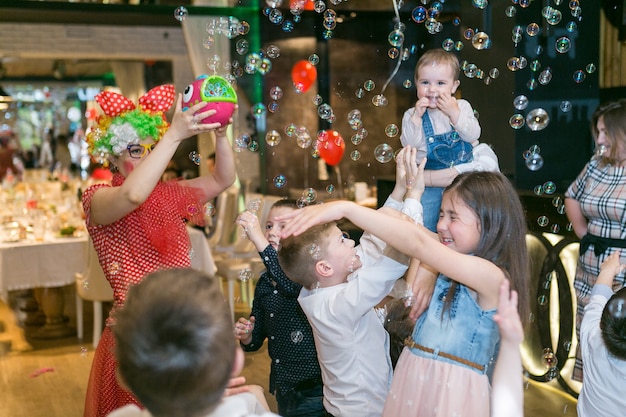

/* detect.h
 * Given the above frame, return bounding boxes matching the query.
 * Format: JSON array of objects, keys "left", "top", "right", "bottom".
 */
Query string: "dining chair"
[{"left": 75, "top": 238, "right": 113, "bottom": 348}]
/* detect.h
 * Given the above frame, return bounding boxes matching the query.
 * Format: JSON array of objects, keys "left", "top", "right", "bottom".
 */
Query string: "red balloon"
[
  {"left": 291, "top": 60, "right": 317, "bottom": 93},
  {"left": 290, "top": 0, "right": 315, "bottom": 10},
  {"left": 318, "top": 130, "right": 345, "bottom": 166}
]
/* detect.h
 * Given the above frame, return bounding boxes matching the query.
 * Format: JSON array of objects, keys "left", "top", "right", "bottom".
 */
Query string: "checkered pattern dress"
[{"left": 565, "top": 158, "right": 626, "bottom": 382}]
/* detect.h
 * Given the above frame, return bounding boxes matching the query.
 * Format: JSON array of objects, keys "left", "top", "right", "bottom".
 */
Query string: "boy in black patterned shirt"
[{"left": 234, "top": 199, "right": 324, "bottom": 417}]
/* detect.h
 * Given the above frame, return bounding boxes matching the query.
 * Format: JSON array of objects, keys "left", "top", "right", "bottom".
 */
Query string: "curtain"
[{"left": 110, "top": 61, "right": 145, "bottom": 103}]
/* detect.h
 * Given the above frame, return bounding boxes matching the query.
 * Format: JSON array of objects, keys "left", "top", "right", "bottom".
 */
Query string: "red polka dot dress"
[{"left": 81, "top": 174, "right": 204, "bottom": 417}]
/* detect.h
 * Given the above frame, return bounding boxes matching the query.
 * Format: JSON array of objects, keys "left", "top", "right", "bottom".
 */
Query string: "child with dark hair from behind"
[
  {"left": 577, "top": 250, "right": 626, "bottom": 417},
  {"left": 107, "top": 268, "right": 280, "bottom": 417},
  {"left": 233, "top": 199, "right": 325, "bottom": 417}
]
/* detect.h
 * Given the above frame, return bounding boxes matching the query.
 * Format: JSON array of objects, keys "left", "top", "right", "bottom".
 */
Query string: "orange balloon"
[
  {"left": 291, "top": 60, "right": 317, "bottom": 93},
  {"left": 318, "top": 130, "right": 345, "bottom": 166}
]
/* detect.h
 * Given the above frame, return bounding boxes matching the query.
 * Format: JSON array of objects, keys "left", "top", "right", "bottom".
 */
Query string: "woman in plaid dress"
[{"left": 565, "top": 99, "right": 626, "bottom": 382}]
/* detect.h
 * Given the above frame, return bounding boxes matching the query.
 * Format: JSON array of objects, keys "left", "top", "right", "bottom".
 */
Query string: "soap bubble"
[
  {"left": 326, "top": 184, "right": 335, "bottom": 194},
  {"left": 526, "top": 108, "right": 550, "bottom": 131},
  {"left": 385, "top": 124, "right": 399, "bottom": 137},
  {"left": 372, "top": 94, "right": 388, "bottom": 107},
  {"left": 538, "top": 68, "right": 553, "bottom": 85},
  {"left": 560, "top": 101, "right": 572, "bottom": 112},
  {"left": 174, "top": 6, "right": 189, "bottom": 21},
  {"left": 555, "top": 37, "right": 571, "bottom": 53},
  {"left": 363, "top": 80, "right": 376, "bottom": 91},
  {"left": 526, "top": 23, "right": 541, "bottom": 36},
  {"left": 513, "top": 95, "right": 529, "bottom": 110},
  {"left": 526, "top": 153, "right": 545, "bottom": 171},
  {"left": 296, "top": 128, "right": 312, "bottom": 149},
  {"left": 290, "top": 330, "right": 304, "bottom": 343},
  {"left": 411, "top": 6, "right": 427, "bottom": 23},
  {"left": 239, "top": 268, "right": 253, "bottom": 282},
  {"left": 509, "top": 114, "right": 525, "bottom": 129},
  {"left": 542, "top": 348, "right": 558, "bottom": 368},
  {"left": 265, "top": 130, "right": 282, "bottom": 147},
  {"left": 269, "top": 86, "right": 283, "bottom": 100},
  {"left": 505, "top": 6, "right": 517, "bottom": 17},
  {"left": 273, "top": 174, "right": 287, "bottom": 188},
  {"left": 573, "top": 70, "right": 586, "bottom": 83},
  {"left": 308, "top": 243, "right": 322, "bottom": 259},
  {"left": 374, "top": 144, "right": 394, "bottom": 163},
  {"left": 543, "top": 181, "right": 556, "bottom": 194},
  {"left": 302, "top": 188, "right": 317, "bottom": 203},
  {"left": 251, "top": 103, "right": 267, "bottom": 119},
  {"left": 264, "top": 44, "right": 279, "bottom": 58},
  {"left": 350, "top": 150, "right": 361, "bottom": 161},
  {"left": 203, "top": 202, "right": 215, "bottom": 217}
]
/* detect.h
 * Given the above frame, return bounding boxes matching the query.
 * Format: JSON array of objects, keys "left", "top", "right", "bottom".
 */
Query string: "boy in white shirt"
[{"left": 277, "top": 147, "right": 424, "bottom": 417}]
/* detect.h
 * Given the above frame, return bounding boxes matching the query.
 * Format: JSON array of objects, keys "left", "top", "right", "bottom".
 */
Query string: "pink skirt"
[
  {"left": 83, "top": 327, "right": 142, "bottom": 417},
  {"left": 382, "top": 347, "right": 490, "bottom": 417}
]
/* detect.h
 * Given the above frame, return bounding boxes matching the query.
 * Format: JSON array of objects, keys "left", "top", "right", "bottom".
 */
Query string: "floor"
[{"left": 0, "top": 284, "right": 578, "bottom": 417}]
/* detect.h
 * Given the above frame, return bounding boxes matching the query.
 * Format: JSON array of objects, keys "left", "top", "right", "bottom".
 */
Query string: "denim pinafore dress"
[{"left": 422, "top": 111, "right": 473, "bottom": 231}]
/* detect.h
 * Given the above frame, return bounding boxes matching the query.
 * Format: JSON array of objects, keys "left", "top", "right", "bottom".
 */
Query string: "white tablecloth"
[
  {"left": 0, "top": 227, "right": 214, "bottom": 302},
  {"left": 0, "top": 235, "right": 88, "bottom": 302}
]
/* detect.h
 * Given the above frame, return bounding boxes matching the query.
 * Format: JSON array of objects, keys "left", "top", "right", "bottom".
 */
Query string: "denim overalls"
[{"left": 422, "top": 111, "right": 473, "bottom": 231}]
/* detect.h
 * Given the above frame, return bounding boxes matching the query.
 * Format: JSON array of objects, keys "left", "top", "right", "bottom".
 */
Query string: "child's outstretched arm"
[
  {"left": 279, "top": 201, "right": 504, "bottom": 309},
  {"left": 492, "top": 279, "right": 524, "bottom": 417},
  {"left": 236, "top": 210, "right": 268, "bottom": 252},
  {"left": 405, "top": 261, "right": 438, "bottom": 320},
  {"left": 183, "top": 115, "right": 237, "bottom": 202},
  {"left": 597, "top": 251, "right": 624, "bottom": 287},
  {"left": 90, "top": 97, "right": 224, "bottom": 226}
]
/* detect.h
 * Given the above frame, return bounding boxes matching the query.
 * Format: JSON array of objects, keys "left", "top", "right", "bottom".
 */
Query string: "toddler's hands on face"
[
  {"left": 436, "top": 93, "right": 458, "bottom": 116},
  {"left": 415, "top": 97, "right": 430, "bottom": 117}
]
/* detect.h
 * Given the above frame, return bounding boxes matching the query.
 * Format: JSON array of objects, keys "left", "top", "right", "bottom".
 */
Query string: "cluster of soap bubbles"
[
  {"left": 534, "top": 195, "right": 570, "bottom": 234},
  {"left": 188, "top": 150, "right": 202, "bottom": 166},
  {"left": 268, "top": 85, "right": 283, "bottom": 113},
  {"left": 533, "top": 181, "right": 556, "bottom": 196},
  {"left": 510, "top": 97, "right": 574, "bottom": 131},
  {"left": 410, "top": 3, "right": 445, "bottom": 35},
  {"left": 522, "top": 145, "right": 544, "bottom": 171},
  {"left": 347, "top": 109, "right": 367, "bottom": 161},
  {"left": 261, "top": 0, "right": 342, "bottom": 38},
  {"left": 284, "top": 123, "right": 313, "bottom": 149},
  {"left": 297, "top": 187, "right": 318, "bottom": 208},
  {"left": 234, "top": 132, "right": 259, "bottom": 153}
]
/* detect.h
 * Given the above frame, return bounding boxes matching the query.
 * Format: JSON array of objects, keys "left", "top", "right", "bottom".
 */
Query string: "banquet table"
[{"left": 0, "top": 233, "right": 88, "bottom": 338}]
